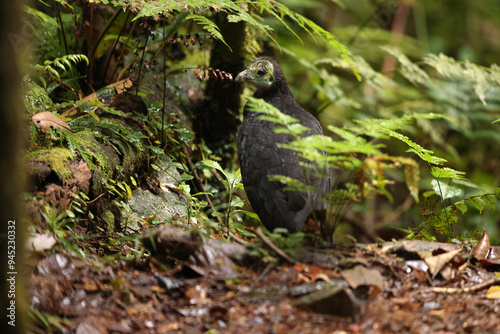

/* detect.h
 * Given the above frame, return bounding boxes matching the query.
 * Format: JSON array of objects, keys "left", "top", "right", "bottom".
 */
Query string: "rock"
[
  {"left": 292, "top": 282, "right": 362, "bottom": 318},
  {"left": 143, "top": 224, "right": 246, "bottom": 279},
  {"left": 124, "top": 156, "right": 186, "bottom": 229}
]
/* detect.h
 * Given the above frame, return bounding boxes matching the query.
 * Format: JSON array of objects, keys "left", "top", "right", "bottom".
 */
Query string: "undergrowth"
[{"left": 22, "top": 0, "right": 500, "bottom": 254}]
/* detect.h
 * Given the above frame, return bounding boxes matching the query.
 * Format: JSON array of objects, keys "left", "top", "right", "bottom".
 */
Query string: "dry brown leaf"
[
  {"left": 489, "top": 246, "right": 500, "bottom": 259},
  {"left": 341, "top": 265, "right": 384, "bottom": 295},
  {"left": 470, "top": 229, "right": 490, "bottom": 262},
  {"left": 32, "top": 111, "right": 72, "bottom": 132},
  {"left": 61, "top": 78, "right": 133, "bottom": 117},
  {"left": 378, "top": 240, "right": 460, "bottom": 259},
  {"left": 424, "top": 249, "right": 461, "bottom": 278}
]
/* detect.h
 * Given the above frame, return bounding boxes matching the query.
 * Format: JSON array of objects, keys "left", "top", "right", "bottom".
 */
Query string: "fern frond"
[
  {"left": 424, "top": 53, "right": 500, "bottom": 105},
  {"left": 35, "top": 54, "right": 89, "bottom": 79},
  {"left": 265, "top": 1, "right": 359, "bottom": 80},
  {"left": 185, "top": 14, "right": 231, "bottom": 50},
  {"left": 281, "top": 48, "right": 360, "bottom": 109},
  {"left": 383, "top": 46, "right": 429, "bottom": 85},
  {"left": 381, "top": 129, "right": 447, "bottom": 165}
]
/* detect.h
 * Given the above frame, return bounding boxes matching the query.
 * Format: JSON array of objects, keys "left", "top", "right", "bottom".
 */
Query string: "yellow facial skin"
[{"left": 235, "top": 60, "right": 275, "bottom": 91}]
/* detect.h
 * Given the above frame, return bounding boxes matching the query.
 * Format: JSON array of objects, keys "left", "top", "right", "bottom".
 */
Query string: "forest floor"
[{"left": 27, "top": 226, "right": 500, "bottom": 334}]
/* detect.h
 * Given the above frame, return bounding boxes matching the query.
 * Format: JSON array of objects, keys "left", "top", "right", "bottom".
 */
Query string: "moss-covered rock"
[{"left": 27, "top": 147, "right": 74, "bottom": 182}]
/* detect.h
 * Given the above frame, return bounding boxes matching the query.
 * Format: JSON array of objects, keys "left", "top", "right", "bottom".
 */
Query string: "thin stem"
[
  {"left": 136, "top": 23, "right": 154, "bottom": 96},
  {"left": 162, "top": 21, "right": 167, "bottom": 147}
]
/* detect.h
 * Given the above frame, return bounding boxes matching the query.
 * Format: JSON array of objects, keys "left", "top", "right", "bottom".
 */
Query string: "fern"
[
  {"left": 243, "top": 94, "right": 422, "bottom": 203},
  {"left": 382, "top": 47, "right": 429, "bottom": 86},
  {"left": 281, "top": 48, "right": 360, "bottom": 110},
  {"left": 426, "top": 190, "right": 499, "bottom": 234},
  {"left": 184, "top": 14, "right": 231, "bottom": 50},
  {"left": 35, "top": 54, "right": 89, "bottom": 79},
  {"left": 252, "top": 1, "right": 359, "bottom": 79},
  {"left": 98, "top": 0, "right": 357, "bottom": 77},
  {"left": 243, "top": 89, "right": 498, "bottom": 236}
]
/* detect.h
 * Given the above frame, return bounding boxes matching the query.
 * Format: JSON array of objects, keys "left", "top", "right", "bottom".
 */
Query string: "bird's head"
[{"left": 235, "top": 58, "right": 278, "bottom": 91}]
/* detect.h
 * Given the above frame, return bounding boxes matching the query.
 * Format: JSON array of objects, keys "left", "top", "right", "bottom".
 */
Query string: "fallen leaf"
[
  {"left": 32, "top": 111, "right": 72, "bottom": 132},
  {"left": 378, "top": 240, "right": 460, "bottom": 259},
  {"left": 424, "top": 249, "right": 461, "bottom": 279},
  {"left": 489, "top": 246, "right": 500, "bottom": 259},
  {"left": 37, "top": 253, "right": 75, "bottom": 280},
  {"left": 485, "top": 286, "right": 500, "bottom": 299},
  {"left": 185, "top": 284, "right": 210, "bottom": 305},
  {"left": 405, "top": 260, "right": 429, "bottom": 272},
  {"left": 341, "top": 265, "right": 384, "bottom": 298},
  {"left": 470, "top": 229, "right": 490, "bottom": 262},
  {"left": 156, "top": 322, "right": 180, "bottom": 333}
]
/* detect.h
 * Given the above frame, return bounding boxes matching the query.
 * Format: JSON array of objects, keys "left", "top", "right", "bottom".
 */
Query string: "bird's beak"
[{"left": 235, "top": 70, "right": 247, "bottom": 82}]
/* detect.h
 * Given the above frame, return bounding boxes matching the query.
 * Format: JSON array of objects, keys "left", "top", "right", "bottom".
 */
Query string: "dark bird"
[{"left": 236, "top": 57, "right": 329, "bottom": 232}]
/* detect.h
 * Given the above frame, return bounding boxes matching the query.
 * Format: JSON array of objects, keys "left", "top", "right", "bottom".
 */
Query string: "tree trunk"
[{"left": 194, "top": 12, "right": 247, "bottom": 165}]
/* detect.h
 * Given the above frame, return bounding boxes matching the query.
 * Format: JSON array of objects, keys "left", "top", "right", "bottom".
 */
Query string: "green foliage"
[
  {"left": 66, "top": 130, "right": 114, "bottom": 173},
  {"left": 242, "top": 86, "right": 499, "bottom": 238},
  {"left": 22, "top": 0, "right": 500, "bottom": 244},
  {"left": 27, "top": 147, "right": 74, "bottom": 181},
  {"left": 255, "top": 1, "right": 359, "bottom": 79},
  {"left": 95, "top": 0, "right": 355, "bottom": 76},
  {"left": 35, "top": 201, "right": 85, "bottom": 257},
  {"left": 195, "top": 160, "right": 254, "bottom": 237},
  {"left": 23, "top": 77, "right": 57, "bottom": 116},
  {"left": 24, "top": 6, "right": 85, "bottom": 97},
  {"left": 185, "top": 14, "right": 231, "bottom": 50},
  {"left": 246, "top": 96, "right": 310, "bottom": 137},
  {"left": 35, "top": 54, "right": 89, "bottom": 80}
]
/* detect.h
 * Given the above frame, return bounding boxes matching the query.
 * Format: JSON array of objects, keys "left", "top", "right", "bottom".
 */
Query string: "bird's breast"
[{"left": 237, "top": 112, "right": 299, "bottom": 176}]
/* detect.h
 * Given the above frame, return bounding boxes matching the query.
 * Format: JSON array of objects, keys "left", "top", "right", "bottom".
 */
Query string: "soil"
[{"left": 27, "top": 230, "right": 500, "bottom": 334}]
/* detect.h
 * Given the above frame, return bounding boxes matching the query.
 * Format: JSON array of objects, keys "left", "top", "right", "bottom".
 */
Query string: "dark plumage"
[{"left": 236, "top": 57, "right": 329, "bottom": 232}]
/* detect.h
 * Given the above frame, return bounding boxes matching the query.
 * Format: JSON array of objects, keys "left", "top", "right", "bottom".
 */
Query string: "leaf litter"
[{"left": 28, "top": 227, "right": 500, "bottom": 333}]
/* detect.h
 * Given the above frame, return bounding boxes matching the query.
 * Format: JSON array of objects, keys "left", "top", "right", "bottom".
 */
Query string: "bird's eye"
[{"left": 257, "top": 69, "right": 266, "bottom": 76}]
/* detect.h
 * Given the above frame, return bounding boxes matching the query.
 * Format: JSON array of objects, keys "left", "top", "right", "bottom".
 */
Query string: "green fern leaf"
[
  {"left": 468, "top": 197, "right": 484, "bottom": 214},
  {"left": 431, "top": 179, "right": 463, "bottom": 199},
  {"left": 481, "top": 194, "right": 496, "bottom": 209},
  {"left": 427, "top": 207, "right": 457, "bottom": 234},
  {"left": 382, "top": 129, "right": 447, "bottom": 165},
  {"left": 430, "top": 167, "right": 467, "bottom": 180},
  {"left": 383, "top": 46, "right": 429, "bottom": 85},
  {"left": 185, "top": 14, "right": 231, "bottom": 51},
  {"left": 455, "top": 201, "right": 468, "bottom": 214}
]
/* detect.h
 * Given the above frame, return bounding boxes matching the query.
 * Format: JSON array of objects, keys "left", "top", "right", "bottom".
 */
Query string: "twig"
[
  {"left": 135, "top": 23, "right": 154, "bottom": 96},
  {"left": 40, "top": 68, "right": 78, "bottom": 101},
  {"left": 429, "top": 277, "right": 500, "bottom": 293},
  {"left": 55, "top": 4, "right": 69, "bottom": 55},
  {"left": 102, "top": 10, "right": 131, "bottom": 83},
  {"left": 253, "top": 226, "right": 299, "bottom": 265},
  {"left": 249, "top": 261, "right": 278, "bottom": 292}
]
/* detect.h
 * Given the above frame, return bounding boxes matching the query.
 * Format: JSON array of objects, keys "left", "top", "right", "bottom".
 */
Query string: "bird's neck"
[{"left": 254, "top": 78, "right": 292, "bottom": 101}]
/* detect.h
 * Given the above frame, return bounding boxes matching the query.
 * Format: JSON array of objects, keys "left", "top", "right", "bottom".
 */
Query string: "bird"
[{"left": 235, "top": 57, "right": 329, "bottom": 233}]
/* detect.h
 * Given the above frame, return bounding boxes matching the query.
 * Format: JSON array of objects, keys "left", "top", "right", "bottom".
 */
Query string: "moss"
[
  {"left": 73, "top": 130, "right": 115, "bottom": 175},
  {"left": 22, "top": 76, "right": 56, "bottom": 116},
  {"left": 27, "top": 147, "right": 74, "bottom": 181},
  {"left": 69, "top": 130, "right": 120, "bottom": 196},
  {"left": 98, "top": 118, "right": 144, "bottom": 174},
  {"left": 103, "top": 210, "right": 115, "bottom": 233}
]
